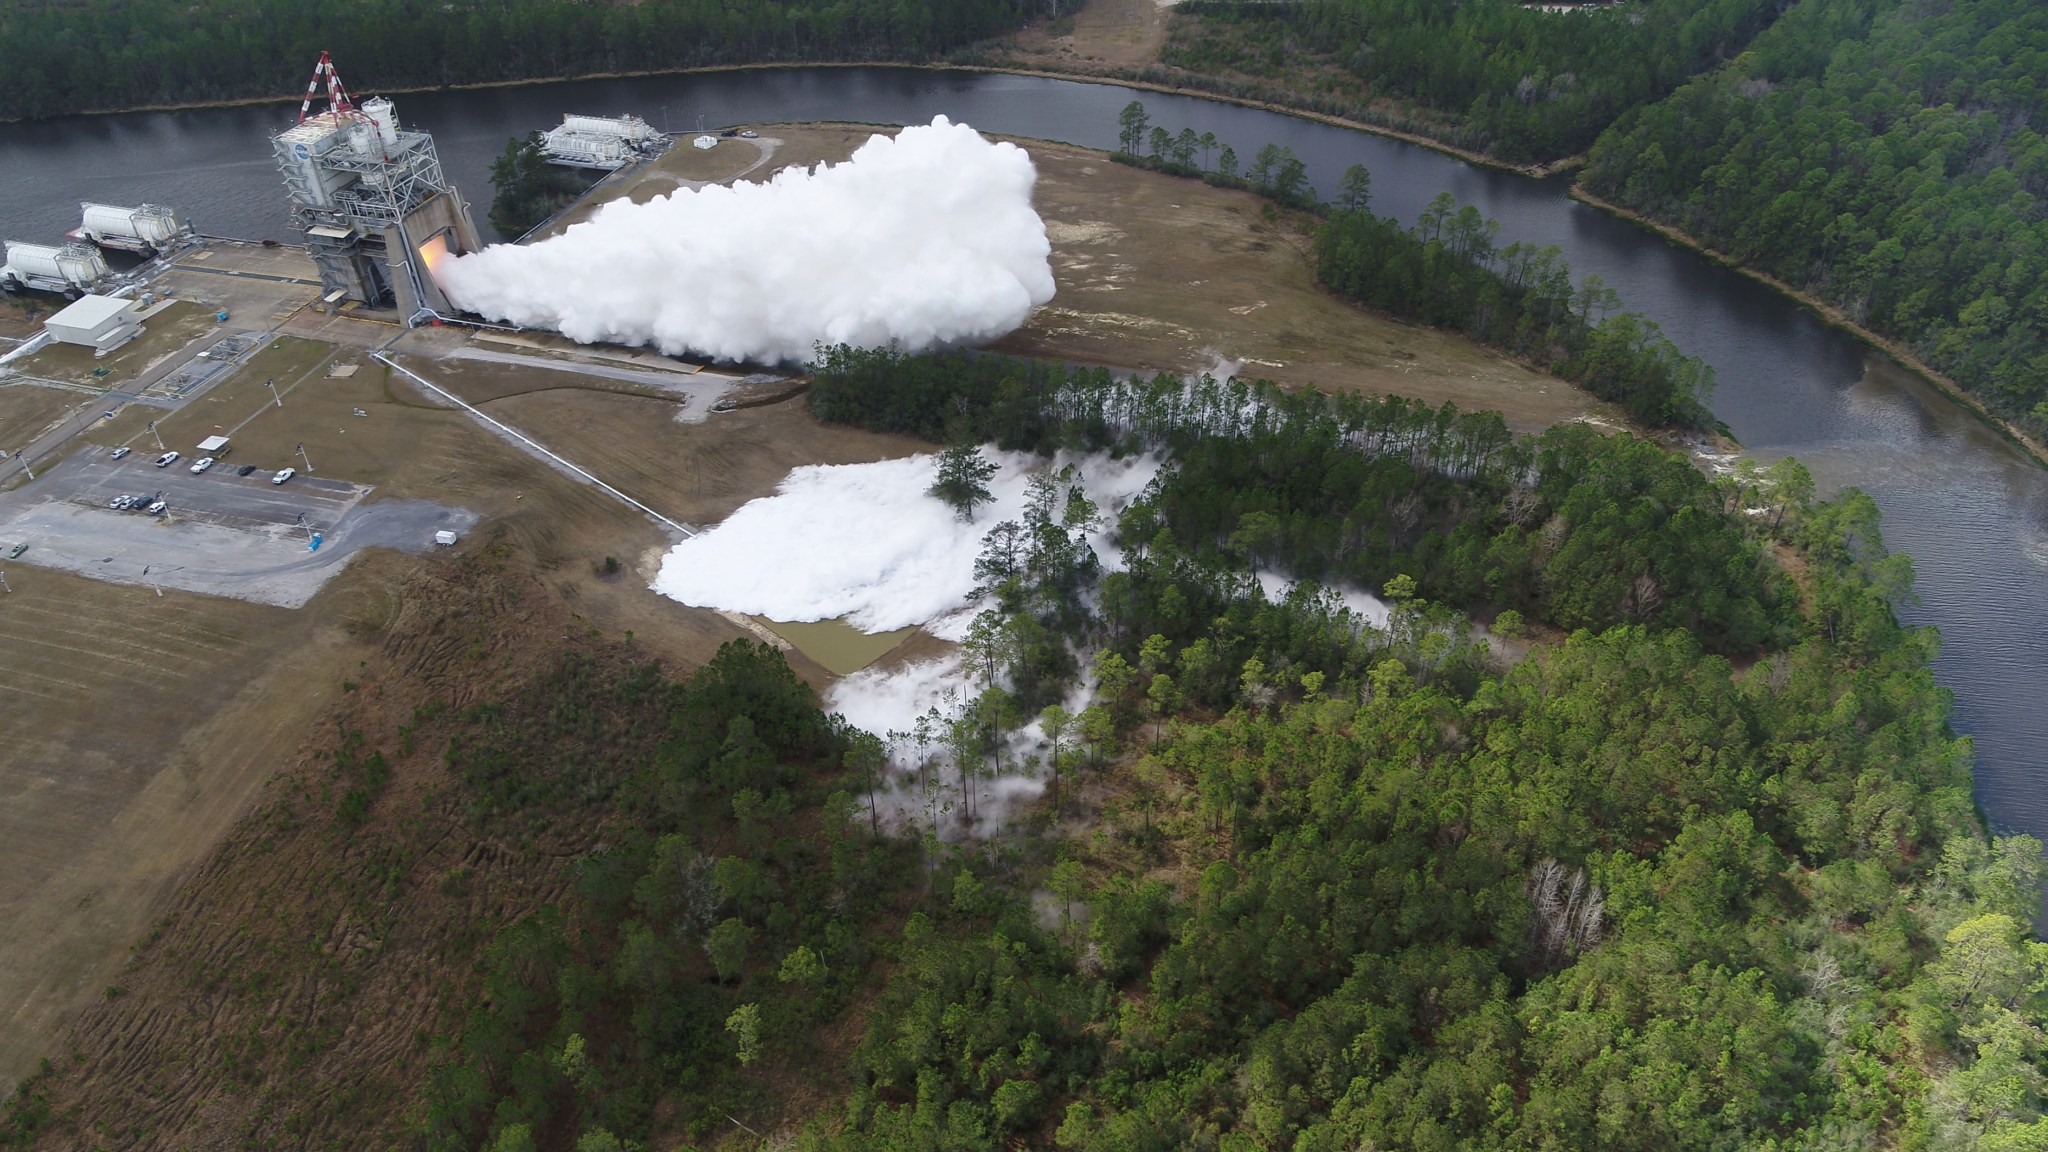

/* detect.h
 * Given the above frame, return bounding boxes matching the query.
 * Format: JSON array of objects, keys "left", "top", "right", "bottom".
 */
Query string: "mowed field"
[
  {"left": 0, "top": 385, "right": 94, "bottom": 457},
  {"left": 0, "top": 563, "right": 360, "bottom": 1083}
]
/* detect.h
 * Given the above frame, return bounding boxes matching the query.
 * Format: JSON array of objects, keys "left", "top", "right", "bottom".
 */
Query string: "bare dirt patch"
[
  {"left": 1000, "top": 143, "right": 1604, "bottom": 429},
  {"left": 996, "top": 0, "right": 1173, "bottom": 71},
  {"left": 0, "top": 294, "right": 51, "bottom": 341}
]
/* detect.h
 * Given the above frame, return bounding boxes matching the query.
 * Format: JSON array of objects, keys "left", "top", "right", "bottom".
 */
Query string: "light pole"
[
  {"left": 148, "top": 420, "right": 165, "bottom": 451},
  {"left": 14, "top": 450, "right": 30, "bottom": 481},
  {"left": 661, "top": 105, "right": 670, "bottom": 135},
  {"left": 296, "top": 442, "right": 313, "bottom": 474},
  {"left": 0, "top": 571, "right": 10, "bottom": 593},
  {"left": 265, "top": 377, "right": 282, "bottom": 408}
]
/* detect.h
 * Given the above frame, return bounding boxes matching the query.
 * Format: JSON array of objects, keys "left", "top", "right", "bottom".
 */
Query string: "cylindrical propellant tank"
[
  {"left": 79, "top": 203, "right": 182, "bottom": 252},
  {"left": 1, "top": 241, "right": 108, "bottom": 292}
]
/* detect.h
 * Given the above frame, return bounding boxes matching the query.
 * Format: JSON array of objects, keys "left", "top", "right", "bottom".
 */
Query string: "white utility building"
[{"left": 43, "top": 294, "right": 145, "bottom": 355}]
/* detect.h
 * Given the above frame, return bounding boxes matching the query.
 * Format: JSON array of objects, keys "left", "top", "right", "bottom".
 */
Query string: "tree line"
[
  {"left": 1112, "top": 99, "right": 1718, "bottom": 429},
  {"left": 1149, "top": 0, "right": 1787, "bottom": 163},
  {"left": 1581, "top": 0, "right": 2048, "bottom": 443},
  {"left": 812, "top": 346, "right": 1780, "bottom": 654},
  {"left": 0, "top": 0, "right": 1076, "bottom": 122}
]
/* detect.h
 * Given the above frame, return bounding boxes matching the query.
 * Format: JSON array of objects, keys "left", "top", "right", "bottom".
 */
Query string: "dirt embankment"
[{"left": 7, "top": 543, "right": 610, "bottom": 1150}]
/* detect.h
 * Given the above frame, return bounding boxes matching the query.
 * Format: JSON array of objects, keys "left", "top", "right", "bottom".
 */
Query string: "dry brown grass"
[
  {"left": 0, "top": 335, "right": 936, "bottom": 1093},
  {"left": 0, "top": 560, "right": 356, "bottom": 1086},
  {"left": 1000, "top": 142, "right": 1605, "bottom": 429},
  {"left": 11, "top": 302, "right": 216, "bottom": 388},
  {"left": 0, "top": 386, "right": 94, "bottom": 454},
  {"left": 677, "top": 126, "right": 1606, "bottom": 429},
  {"left": 995, "top": 0, "right": 1173, "bottom": 71}
]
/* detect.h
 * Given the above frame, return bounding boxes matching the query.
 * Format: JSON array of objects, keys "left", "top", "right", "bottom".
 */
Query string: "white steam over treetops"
[
  {"left": 435, "top": 117, "right": 1056, "bottom": 363},
  {"left": 652, "top": 449, "right": 1161, "bottom": 636}
]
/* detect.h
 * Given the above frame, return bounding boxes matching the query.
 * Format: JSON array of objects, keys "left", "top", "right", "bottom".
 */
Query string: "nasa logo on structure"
[{"left": 293, "top": 143, "right": 310, "bottom": 160}]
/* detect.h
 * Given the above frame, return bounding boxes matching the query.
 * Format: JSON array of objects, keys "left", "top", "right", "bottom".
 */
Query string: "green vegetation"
[
  {"left": 488, "top": 134, "right": 592, "bottom": 238},
  {"left": 1113, "top": 100, "right": 1718, "bottom": 429},
  {"left": 171, "top": 351, "right": 2034, "bottom": 1150},
  {"left": 1582, "top": 0, "right": 2048, "bottom": 443},
  {"left": 1152, "top": 0, "right": 1786, "bottom": 163},
  {"left": 812, "top": 348, "right": 1765, "bottom": 644},
  {"left": 9, "top": 348, "right": 2028, "bottom": 1149},
  {"left": 0, "top": 0, "right": 1078, "bottom": 122},
  {"left": 1317, "top": 188, "right": 1715, "bottom": 428},
  {"left": 930, "top": 443, "right": 1000, "bottom": 519}
]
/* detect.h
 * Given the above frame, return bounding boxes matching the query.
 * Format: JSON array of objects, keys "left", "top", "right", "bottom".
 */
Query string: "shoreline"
[
  {"left": 13, "top": 57, "right": 2031, "bottom": 467},
  {"left": 1568, "top": 185, "right": 2048, "bottom": 473},
  {"left": 0, "top": 58, "right": 1582, "bottom": 179}
]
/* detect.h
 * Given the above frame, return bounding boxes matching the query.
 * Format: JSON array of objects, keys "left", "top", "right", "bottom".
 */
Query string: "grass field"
[
  {"left": 12, "top": 302, "right": 216, "bottom": 389},
  {"left": 0, "top": 385, "right": 94, "bottom": 456}
]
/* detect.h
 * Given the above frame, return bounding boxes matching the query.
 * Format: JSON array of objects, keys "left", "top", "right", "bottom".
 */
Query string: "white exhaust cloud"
[{"left": 436, "top": 116, "right": 1056, "bottom": 363}]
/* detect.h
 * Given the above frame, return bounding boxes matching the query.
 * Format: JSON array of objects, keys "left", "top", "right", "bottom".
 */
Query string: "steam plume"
[{"left": 436, "top": 116, "right": 1055, "bottom": 362}]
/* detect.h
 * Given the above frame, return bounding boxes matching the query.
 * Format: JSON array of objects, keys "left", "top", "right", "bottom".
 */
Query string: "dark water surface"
[{"left": 5, "top": 66, "right": 2044, "bottom": 834}]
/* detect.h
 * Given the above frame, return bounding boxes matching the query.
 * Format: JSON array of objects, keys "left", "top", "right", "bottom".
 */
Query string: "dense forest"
[
  {"left": 488, "top": 133, "right": 596, "bottom": 237},
  {"left": 1152, "top": 0, "right": 1786, "bottom": 163},
  {"left": 0, "top": 0, "right": 1072, "bottom": 122},
  {"left": 8, "top": 350, "right": 2036, "bottom": 1149},
  {"left": 1581, "top": 0, "right": 2048, "bottom": 443}
]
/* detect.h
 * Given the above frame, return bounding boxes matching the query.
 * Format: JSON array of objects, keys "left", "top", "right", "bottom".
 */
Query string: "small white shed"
[{"left": 44, "top": 294, "right": 144, "bottom": 356}]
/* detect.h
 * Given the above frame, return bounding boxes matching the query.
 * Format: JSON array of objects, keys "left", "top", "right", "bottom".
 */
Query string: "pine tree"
[{"left": 931, "top": 443, "right": 998, "bottom": 520}]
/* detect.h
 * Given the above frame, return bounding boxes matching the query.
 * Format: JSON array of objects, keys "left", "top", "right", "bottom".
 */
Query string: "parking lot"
[
  {"left": 57, "top": 452, "right": 367, "bottom": 533},
  {"left": 0, "top": 450, "right": 472, "bottom": 607}
]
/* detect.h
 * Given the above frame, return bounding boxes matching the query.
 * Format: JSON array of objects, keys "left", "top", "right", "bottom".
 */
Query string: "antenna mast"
[{"left": 296, "top": 51, "right": 359, "bottom": 123}]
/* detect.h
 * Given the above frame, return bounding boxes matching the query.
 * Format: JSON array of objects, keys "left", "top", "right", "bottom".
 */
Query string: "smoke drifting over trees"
[{"left": 437, "top": 117, "right": 1056, "bottom": 364}]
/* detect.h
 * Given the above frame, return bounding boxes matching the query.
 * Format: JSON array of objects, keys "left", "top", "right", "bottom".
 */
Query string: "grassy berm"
[{"left": 0, "top": 540, "right": 782, "bottom": 1149}]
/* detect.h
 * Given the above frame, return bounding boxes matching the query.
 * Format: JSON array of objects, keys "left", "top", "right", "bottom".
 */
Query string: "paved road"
[{"left": 444, "top": 346, "right": 740, "bottom": 423}]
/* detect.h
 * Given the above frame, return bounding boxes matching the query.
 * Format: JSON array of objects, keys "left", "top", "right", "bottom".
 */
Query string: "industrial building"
[
  {"left": 0, "top": 241, "right": 108, "bottom": 296},
  {"left": 539, "top": 114, "right": 665, "bottom": 170},
  {"left": 42, "top": 294, "right": 147, "bottom": 355},
  {"left": 70, "top": 203, "right": 186, "bottom": 255},
  {"left": 272, "top": 52, "right": 481, "bottom": 322}
]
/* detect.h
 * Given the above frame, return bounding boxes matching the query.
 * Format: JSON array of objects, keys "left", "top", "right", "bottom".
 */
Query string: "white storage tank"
[
  {"left": 78, "top": 202, "right": 182, "bottom": 253},
  {"left": 362, "top": 97, "right": 400, "bottom": 150},
  {"left": 2, "top": 241, "right": 108, "bottom": 291}
]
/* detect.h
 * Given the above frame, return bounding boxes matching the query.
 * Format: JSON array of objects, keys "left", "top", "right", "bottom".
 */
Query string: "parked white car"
[
  {"left": 110, "top": 446, "right": 131, "bottom": 460},
  {"left": 271, "top": 467, "right": 296, "bottom": 485},
  {"left": 154, "top": 451, "right": 180, "bottom": 468},
  {"left": 189, "top": 457, "right": 215, "bottom": 474}
]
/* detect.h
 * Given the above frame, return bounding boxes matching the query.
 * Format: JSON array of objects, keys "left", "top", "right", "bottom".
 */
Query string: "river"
[{"left": 4, "top": 66, "right": 2045, "bottom": 837}]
